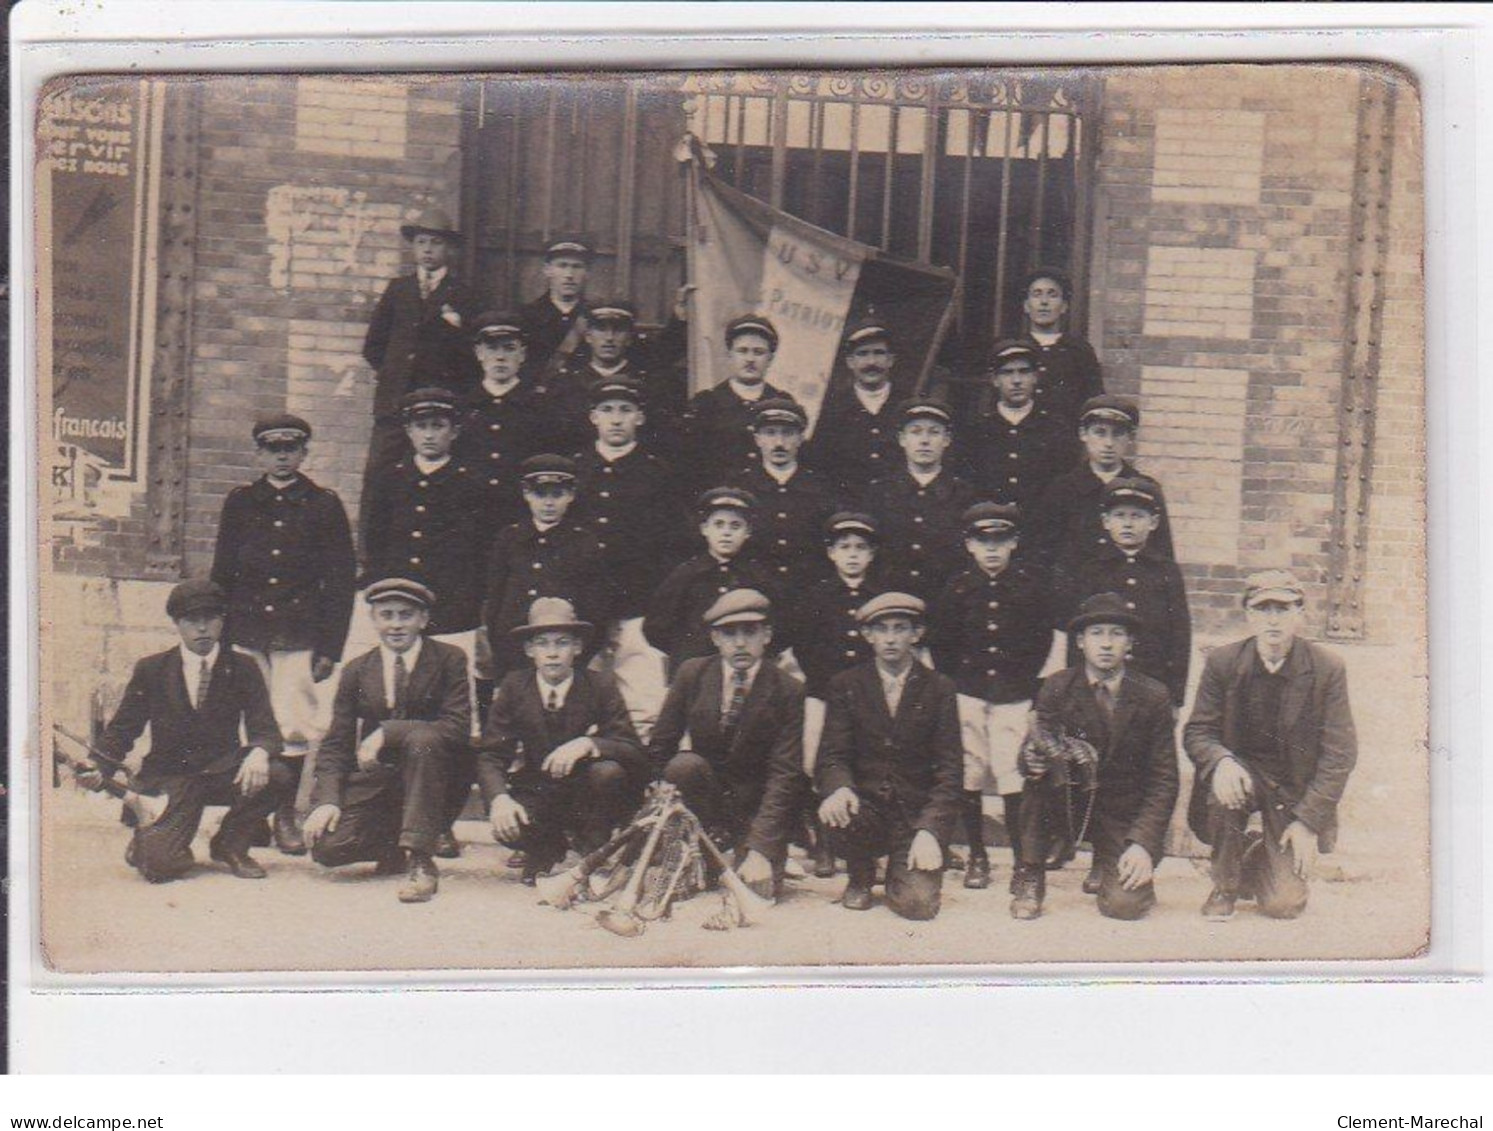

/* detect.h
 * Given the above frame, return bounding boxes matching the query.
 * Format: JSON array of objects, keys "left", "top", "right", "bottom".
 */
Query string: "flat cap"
[
  {"left": 252, "top": 412, "right": 312, "bottom": 444},
  {"left": 1102, "top": 476, "right": 1163, "bottom": 513},
  {"left": 725, "top": 314, "right": 779, "bottom": 349},
  {"left": 751, "top": 398, "right": 808, "bottom": 430},
  {"left": 1067, "top": 592, "right": 1142, "bottom": 636},
  {"left": 588, "top": 376, "right": 645, "bottom": 407},
  {"left": 1242, "top": 569, "right": 1306, "bottom": 608},
  {"left": 364, "top": 577, "right": 436, "bottom": 609},
  {"left": 963, "top": 501, "right": 1022, "bottom": 538},
  {"left": 399, "top": 387, "right": 460, "bottom": 420},
  {"left": 988, "top": 337, "right": 1042, "bottom": 370},
  {"left": 843, "top": 317, "right": 891, "bottom": 349},
  {"left": 472, "top": 310, "right": 527, "bottom": 342},
  {"left": 1080, "top": 394, "right": 1140, "bottom": 430},
  {"left": 166, "top": 579, "right": 227, "bottom": 620},
  {"left": 510, "top": 596, "right": 592, "bottom": 640},
  {"left": 856, "top": 591, "right": 926, "bottom": 626},
  {"left": 897, "top": 396, "right": 954, "bottom": 427},
  {"left": 703, "top": 588, "right": 772, "bottom": 628},
  {"left": 400, "top": 207, "right": 463, "bottom": 245},
  {"left": 825, "top": 511, "right": 879, "bottom": 543},
  {"left": 696, "top": 486, "right": 758, "bottom": 515},
  {"left": 520, "top": 453, "right": 578, "bottom": 486},
  {"left": 587, "top": 299, "right": 637, "bottom": 324},
  {"left": 543, "top": 235, "right": 593, "bottom": 260}
]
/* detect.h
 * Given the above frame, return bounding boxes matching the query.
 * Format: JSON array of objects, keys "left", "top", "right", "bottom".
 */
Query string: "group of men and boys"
[{"left": 83, "top": 210, "right": 1359, "bottom": 928}]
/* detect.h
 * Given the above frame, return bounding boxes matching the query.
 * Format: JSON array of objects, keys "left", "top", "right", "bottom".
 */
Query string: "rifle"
[{"left": 51, "top": 723, "right": 168, "bottom": 828}]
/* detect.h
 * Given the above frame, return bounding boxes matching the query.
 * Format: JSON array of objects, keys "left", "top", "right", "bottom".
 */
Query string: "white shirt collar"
[
  {"left": 727, "top": 379, "right": 766, "bottom": 402},
  {"left": 419, "top": 265, "right": 448, "bottom": 289},
  {"left": 180, "top": 644, "right": 220, "bottom": 693},
  {"left": 414, "top": 454, "right": 451, "bottom": 475},
  {"left": 908, "top": 466, "right": 941, "bottom": 487},
  {"left": 722, "top": 660, "right": 761, "bottom": 697},
  {"left": 877, "top": 661, "right": 912, "bottom": 687},
  {"left": 596, "top": 440, "right": 637, "bottom": 462},
  {"left": 537, "top": 671, "right": 575, "bottom": 707},
  {"left": 1088, "top": 668, "right": 1124, "bottom": 693},
  {"left": 589, "top": 359, "right": 628, "bottom": 378},
  {"left": 1091, "top": 463, "right": 1123, "bottom": 484},
  {"left": 998, "top": 401, "right": 1034, "bottom": 425},
  {"left": 533, "top": 518, "right": 560, "bottom": 533},
  {"left": 854, "top": 382, "right": 892, "bottom": 413},
  {"left": 1030, "top": 328, "right": 1061, "bottom": 346},
  {"left": 482, "top": 376, "right": 520, "bottom": 399},
  {"left": 551, "top": 295, "right": 579, "bottom": 315},
  {"left": 379, "top": 638, "right": 423, "bottom": 708}
]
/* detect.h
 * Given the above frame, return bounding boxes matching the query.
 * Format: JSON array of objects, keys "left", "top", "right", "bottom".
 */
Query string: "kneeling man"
[
  {"left": 1183, "top": 570, "right": 1358, "bottom": 921},
  {"left": 1010, "top": 593, "right": 1179, "bottom": 921},
  {"left": 479, "top": 598, "right": 647, "bottom": 885},
  {"left": 816, "top": 593, "right": 962, "bottom": 920},
  {"left": 649, "top": 589, "right": 805, "bottom": 899},
  {"left": 304, "top": 579, "right": 471, "bottom": 903}
]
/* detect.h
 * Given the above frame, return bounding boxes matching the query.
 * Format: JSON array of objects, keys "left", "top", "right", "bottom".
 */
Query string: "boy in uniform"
[
  {"left": 1055, "top": 477, "right": 1192, "bottom": 707},
  {"left": 1018, "top": 267, "right": 1104, "bottom": 429},
  {"left": 930, "top": 503, "right": 1054, "bottom": 890},
  {"left": 1011, "top": 592, "right": 1180, "bottom": 921},
  {"left": 83, "top": 580, "right": 292, "bottom": 883},
  {"left": 863, "top": 397, "right": 978, "bottom": 601},
  {"left": 479, "top": 598, "right": 648, "bottom": 885},
  {"left": 816, "top": 593, "right": 963, "bottom": 920},
  {"left": 964, "top": 338, "right": 1076, "bottom": 513},
  {"left": 649, "top": 589, "right": 806, "bottom": 898},
  {"left": 211, "top": 413, "right": 356, "bottom": 855},
  {"left": 808, "top": 319, "right": 905, "bottom": 501},
  {"left": 304, "top": 579, "right": 471, "bottom": 903}
]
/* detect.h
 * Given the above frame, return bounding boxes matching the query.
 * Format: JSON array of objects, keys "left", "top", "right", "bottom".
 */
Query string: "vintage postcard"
[{"left": 33, "top": 61, "right": 1427, "bottom": 975}]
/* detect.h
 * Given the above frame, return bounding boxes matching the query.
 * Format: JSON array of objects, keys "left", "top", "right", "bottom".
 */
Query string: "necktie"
[
  {"left": 546, "top": 686, "right": 561, "bottom": 714},
  {"left": 195, "top": 657, "right": 212, "bottom": 710},
  {"left": 392, "top": 653, "right": 409, "bottom": 719},
  {"left": 722, "top": 670, "right": 748, "bottom": 735},
  {"left": 1095, "top": 681, "right": 1115, "bottom": 722}
]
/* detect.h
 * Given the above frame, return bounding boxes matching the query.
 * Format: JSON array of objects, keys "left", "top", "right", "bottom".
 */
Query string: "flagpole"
[{"left": 678, "top": 134, "right": 702, "bottom": 396}]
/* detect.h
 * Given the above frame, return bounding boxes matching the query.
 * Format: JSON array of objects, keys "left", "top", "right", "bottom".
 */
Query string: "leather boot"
[
  {"left": 273, "top": 802, "right": 307, "bottom": 856},
  {"left": 398, "top": 853, "right": 440, "bottom": 903},
  {"left": 841, "top": 860, "right": 875, "bottom": 911},
  {"left": 1009, "top": 867, "right": 1044, "bottom": 920}
]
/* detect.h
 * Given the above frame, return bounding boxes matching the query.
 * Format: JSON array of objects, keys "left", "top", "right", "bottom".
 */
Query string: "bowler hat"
[
  {"left": 400, "top": 207, "right": 464, "bottom": 245},
  {"left": 1067, "top": 592, "right": 1143, "bottom": 636}
]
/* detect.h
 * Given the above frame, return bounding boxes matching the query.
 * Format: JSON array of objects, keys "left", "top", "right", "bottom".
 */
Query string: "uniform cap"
[
  {"left": 400, "top": 207, "right": 463, "bottom": 245},
  {"left": 588, "top": 376, "right": 645, "bottom": 408},
  {"left": 364, "top": 577, "right": 436, "bottom": 610},
  {"left": 1080, "top": 394, "right": 1140, "bottom": 430},
  {"left": 544, "top": 235, "right": 593, "bottom": 260},
  {"left": 962, "top": 501, "right": 1022, "bottom": 538},
  {"left": 166, "top": 579, "right": 227, "bottom": 620},
  {"left": 399, "top": 387, "right": 460, "bottom": 421},
  {"left": 844, "top": 317, "right": 891, "bottom": 349},
  {"left": 696, "top": 486, "right": 758, "bottom": 515},
  {"left": 825, "top": 511, "right": 879, "bottom": 544},
  {"left": 1242, "top": 569, "right": 1306, "bottom": 608},
  {"left": 1101, "top": 476, "right": 1163, "bottom": 513},
  {"left": 751, "top": 398, "right": 808, "bottom": 431},
  {"left": 1067, "top": 592, "right": 1142, "bottom": 635},
  {"left": 472, "top": 310, "right": 527, "bottom": 342},
  {"left": 520, "top": 454, "right": 578, "bottom": 486},
  {"left": 587, "top": 299, "right": 637, "bottom": 324},
  {"left": 252, "top": 412, "right": 312, "bottom": 445},
  {"left": 703, "top": 588, "right": 772, "bottom": 628},
  {"left": 725, "top": 314, "right": 779, "bottom": 349},
  {"left": 855, "top": 591, "right": 926, "bottom": 626},
  {"left": 510, "top": 597, "right": 592, "bottom": 640},
  {"left": 897, "top": 396, "right": 954, "bottom": 428},
  {"left": 988, "top": 337, "right": 1042, "bottom": 371}
]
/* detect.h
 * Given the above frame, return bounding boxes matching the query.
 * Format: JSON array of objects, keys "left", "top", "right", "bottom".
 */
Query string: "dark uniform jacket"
[
  {"left": 863, "top": 468, "right": 980, "bottom": 600},
  {"left": 210, "top": 473, "right": 356, "bottom": 662},
  {"left": 484, "top": 520, "right": 611, "bottom": 668},
  {"left": 642, "top": 553, "right": 778, "bottom": 670},
  {"left": 1054, "top": 542, "right": 1192, "bottom": 705},
  {"left": 551, "top": 352, "right": 690, "bottom": 464},
  {"left": 806, "top": 380, "right": 905, "bottom": 501},
  {"left": 1032, "top": 335, "right": 1105, "bottom": 429},
  {"left": 362, "top": 456, "right": 489, "bottom": 636},
  {"left": 680, "top": 381, "right": 798, "bottom": 492},
  {"left": 519, "top": 293, "right": 590, "bottom": 378},
  {"left": 816, "top": 662, "right": 963, "bottom": 846},
  {"left": 453, "top": 381, "right": 559, "bottom": 531},
  {"left": 1183, "top": 637, "right": 1357, "bottom": 852},
  {"left": 1028, "top": 461, "right": 1176, "bottom": 570},
  {"left": 572, "top": 445, "right": 684, "bottom": 619},
  {"left": 477, "top": 668, "right": 647, "bottom": 798},
  {"left": 791, "top": 573, "right": 888, "bottom": 700},
  {"left": 648, "top": 656, "right": 806, "bottom": 861},
  {"left": 362, "top": 272, "right": 482, "bottom": 419},
  {"left": 98, "top": 647, "right": 284, "bottom": 784},
  {"left": 310, "top": 639, "right": 471, "bottom": 811},
  {"left": 1032, "top": 665, "right": 1179, "bottom": 865},
  {"left": 727, "top": 463, "right": 840, "bottom": 598},
  {"left": 930, "top": 562, "right": 1054, "bottom": 704},
  {"left": 962, "top": 402, "right": 1077, "bottom": 513}
]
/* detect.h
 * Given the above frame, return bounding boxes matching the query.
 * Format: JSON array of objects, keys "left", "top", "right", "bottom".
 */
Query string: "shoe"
[
  {"left": 208, "top": 839, "right": 268, "bottom": 880},
  {"left": 1082, "top": 862, "right": 1102, "bottom": 895},
  {"left": 398, "top": 854, "right": 440, "bottom": 902},
  {"left": 1202, "top": 888, "right": 1237, "bottom": 921},
  {"left": 812, "top": 843, "right": 837, "bottom": 879},
  {"left": 249, "top": 818, "right": 273, "bottom": 848},
  {"left": 433, "top": 831, "right": 462, "bottom": 859},
  {"left": 273, "top": 806, "right": 307, "bottom": 856},
  {"left": 963, "top": 853, "right": 992, "bottom": 890},
  {"left": 841, "top": 881, "right": 874, "bottom": 911},
  {"left": 1009, "top": 873, "right": 1044, "bottom": 920},
  {"left": 506, "top": 849, "right": 528, "bottom": 870},
  {"left": 374, "top": 848, "right": 407, "bottom": 876}
]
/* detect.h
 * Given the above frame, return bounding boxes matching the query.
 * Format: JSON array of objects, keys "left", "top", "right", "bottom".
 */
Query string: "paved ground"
[{"left": 36, "top": 639, "right": 1429, "bottom": 977}]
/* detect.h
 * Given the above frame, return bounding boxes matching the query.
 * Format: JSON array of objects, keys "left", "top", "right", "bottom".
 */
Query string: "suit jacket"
[
  {"left": 648, "top": 656, "right": 806, "bottom": 861},
  {"left": 1183, "top": 636, "right": 1358, "bottom": 851},
  {"left": 1031, "top": 665, "right": 1180, "bottom": 864},
  {"left": 362, "top": 272, "right": 482, "bottom": 418},
  {"left": 211, "top": 473, "right": 356, "bottom": 661},
  {"left": 816, "top": 662, "right": 963, "bottom": 845},
  {"left": 97, "top": 647, "right": 283, "bottom": 782},
  {"left": 476, "top": 668, "right": 647, "bottom": 799},
  {"left": 310, "top": 639, "right": 471, "bottom": 810}
]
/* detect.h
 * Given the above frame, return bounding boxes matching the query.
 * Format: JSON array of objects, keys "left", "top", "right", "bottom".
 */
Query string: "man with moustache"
[{"left": 808, "top": 318, "right": 906, "bottom": 501}]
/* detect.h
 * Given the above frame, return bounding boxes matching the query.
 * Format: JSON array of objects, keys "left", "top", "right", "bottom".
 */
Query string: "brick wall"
[{"left": 1091, "top": 65, "right": 1422, "bottom": 638}]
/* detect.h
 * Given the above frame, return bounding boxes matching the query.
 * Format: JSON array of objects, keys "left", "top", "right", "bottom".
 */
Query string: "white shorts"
[
  {"left": 429, "top": 628, "right": 480, "bottom": 739},
  {"left": 956, "top": 694, "right": 1032, "bottom": 796},
  {"left": 589, "top": 616, "right": 668, "bottom": 744}
]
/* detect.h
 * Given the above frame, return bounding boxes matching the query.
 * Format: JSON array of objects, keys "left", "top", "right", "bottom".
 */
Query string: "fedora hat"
[{"left": 509, "top": 597, "right": 592, "bottom": 640}]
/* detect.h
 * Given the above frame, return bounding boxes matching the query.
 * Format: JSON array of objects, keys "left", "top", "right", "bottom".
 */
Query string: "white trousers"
[
  {"left": 956, "top": 694, "right": 1032, "bottom": 797},
  {"left": 429, "top": 628, "right": 481, "bottom": 739},
  {"left": 235, "top": 646, "right": 333, "bottom": 814},
  {"left": 802, "top": 695, "right": 826, "bottom": 777},
  {"left": 590, "top": 617, "right": 668, "bottom": 744}
]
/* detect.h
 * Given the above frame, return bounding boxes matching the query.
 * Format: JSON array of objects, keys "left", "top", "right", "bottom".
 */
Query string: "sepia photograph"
[{"left": 33, "top": 59, "right": 1428, "bottom": 976}]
